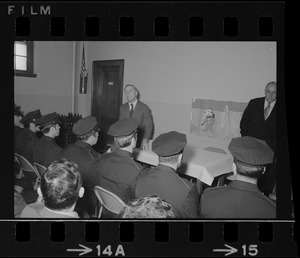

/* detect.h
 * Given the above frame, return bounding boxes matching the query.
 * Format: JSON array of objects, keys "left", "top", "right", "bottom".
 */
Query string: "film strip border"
[
  {"left": 2, "top": 2, "right": 283, "bottom": 40},
  {"left": 1, "top": 1, "right": 295, "bottom": 257},
  {"left": 13, "top": 13, "right": 275, "bottom": 39},
  {"left": 0, "top": 221, "right": 297, "bottom": 256}
]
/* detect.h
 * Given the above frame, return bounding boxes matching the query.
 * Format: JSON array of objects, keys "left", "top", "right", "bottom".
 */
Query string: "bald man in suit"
[
  {"left": 119, "top": 84, "right": 153, "bottom": 150},
  {"left": 240, "top": 81, "right": 277, "bottom": 196}
]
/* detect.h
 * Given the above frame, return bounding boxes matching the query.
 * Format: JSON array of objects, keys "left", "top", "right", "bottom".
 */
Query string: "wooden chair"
[
  {"left": 34, "top": 162, "right": 47, "bottom": 177},
  {"left": 14, "top": 153, "right": 41, "bottom": 190},
  {"left": 94, "top": 186, "right": 126, "bottom": 218}
]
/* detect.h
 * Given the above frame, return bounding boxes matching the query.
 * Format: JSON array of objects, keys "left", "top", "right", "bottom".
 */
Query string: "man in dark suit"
[
  {"left": 135, "top": 131, "right": 199, "bottom": 218},
  {"left": 33, "top": 112, "right": 63, "bottom": 168},
  {"left": 62, "top": 116, "right": 101, "bottom": 217},
  {"left": 199, "top": 136, "right": 276, "bottom": 219},
  {"left": 240, "top": 81, "right": 276, "bottom": 196},
  {"left": 119, "top": 84, "right": 153, "bottom": 150}
]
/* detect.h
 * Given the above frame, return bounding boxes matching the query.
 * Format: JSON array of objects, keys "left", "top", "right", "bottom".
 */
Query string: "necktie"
[
  {"left": 130, "top": 104, "right": 134, "bottom": 117},
  {"left": 264, "top": 102, "right": 271, "bottom": 120}
]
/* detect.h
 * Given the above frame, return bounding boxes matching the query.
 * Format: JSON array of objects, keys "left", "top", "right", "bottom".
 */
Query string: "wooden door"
[{"left": 91, "top": 60, "right": 124, "bottom": 153}]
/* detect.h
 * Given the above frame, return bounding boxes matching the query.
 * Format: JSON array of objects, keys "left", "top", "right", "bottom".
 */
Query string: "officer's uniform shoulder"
[
  {"left": 175, "top": 175, "right": 197, "bottom": 191},
  {"left": 202, "top": 185, "right": 229, "bottom": 195},
  {"left": 50, "top": 139, "right": 62, "bottom": 150},
  {"left": 257, "top": 192, "right": 277, "bottom": 207},
  {"left": 137, "top": 166, "right": 154, "bottom": 179},
  {"left": 99, "top": 151, "right": 112, "bottom": 159}
]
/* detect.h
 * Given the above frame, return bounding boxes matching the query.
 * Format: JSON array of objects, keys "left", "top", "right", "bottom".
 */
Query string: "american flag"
[{"left": 80, "top": 45, "right": 88, "bottom": 94}]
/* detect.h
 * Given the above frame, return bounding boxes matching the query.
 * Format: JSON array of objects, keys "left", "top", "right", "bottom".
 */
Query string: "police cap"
[
  {"left": 20, "top": 109, "right": 42, "bottom": 124},
  {"left": 72, "top": 116, "right": 100, "bottom": 136},
  {"left": 35, "top": 112, "right": 61, "bottom": 128},
  {"left": 152, "top": 131, "right": 187, "bottom": 157},
  {"left": 228, "top": 136, "right": 274, "bottom": 166},
  {"left": 108, "top": 117, "right": 138, "bottom": 137}
]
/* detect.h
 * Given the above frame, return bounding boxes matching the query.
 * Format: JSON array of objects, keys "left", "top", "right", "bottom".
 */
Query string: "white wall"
[
  {"left": 14, "top": 41, "right": 74, "bottom": 115},
  {"left": 14, "top": 41, "right": 276, "bottom": 138},
  {"left": 85, "top": 41, "right": 276, "bottom": 137}
]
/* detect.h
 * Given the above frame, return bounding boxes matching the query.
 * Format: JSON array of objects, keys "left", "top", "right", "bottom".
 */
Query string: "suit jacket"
[
  {"left": 33, "top": 135, "right": 63, "bottom": 167},
  {"left": 15, "top": 128, "right": 39, "bottom": 164},
  {"left": 240, "top": 97, "right": 276, "bottom": 151},
  {"left": 199, "top": 180, "right": 276, "bottom": 218},
  {"left": 135, "top": 164, "right": 200, "bottom": 218},
  {"left": 62, "top": 140, "right": 101, "bottom": 216},
  {"left": 119, "top": 100, "right": 153, "bottom": 141},
  {"left": 93, "top": 149, "right": 143, "bottom": 203}
]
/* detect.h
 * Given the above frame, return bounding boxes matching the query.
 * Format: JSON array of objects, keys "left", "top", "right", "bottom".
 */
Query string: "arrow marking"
[
  {"left": 67, "top": 244, "right": 93, "bottom": 256},
  {"left": 213, "top": 244, "right": 238, "bottom": 256}
]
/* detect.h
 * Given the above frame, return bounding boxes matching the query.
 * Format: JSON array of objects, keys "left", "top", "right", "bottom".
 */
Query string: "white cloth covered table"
[{"left": 133, "top": 136, "right": 233, "bottom": 186}]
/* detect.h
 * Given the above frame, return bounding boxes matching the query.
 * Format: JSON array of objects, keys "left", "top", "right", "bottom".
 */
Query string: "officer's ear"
[
  {"left": 37, "top": 187, "right": 44, "bottom": 203},
  {"left": 232, "top": 162, "right": 237, "bottom": 176},
  {"left": 49, "top": 125, "right": 55, "bottom": 133},
  {"left": 37, "top": 187, "right": 42, "bottom": 196},
  {"left": 178, "top": 153, "right": 183, "bottom": 163},
  {"left": 78, "top": 187, "right": 85, "bottom": 198},
  {"left": 131, "top": 134, "right": 137, "bottom": 146}
]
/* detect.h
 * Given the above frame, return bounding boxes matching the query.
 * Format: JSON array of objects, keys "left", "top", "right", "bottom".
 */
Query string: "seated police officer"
[
  {"left": 62, "top": 116, "right": 101, "bottom": 217},
  {"left": 20, "top": 159, "right": 84, "bottom": 218},
  {"left": 33, "top": 112, "right": 63, "bottom": 168},
  {"left": 14, "top": 103, "right": 24, "bottom": 140},
  {"left": 135, "top": 131, "right": 199, "bottom": 218},
  {"left": 14, "top": 104, "right": 25, "bottom": 183},
  {"left": 199, "top": 136, "right": 276, "bottom": 219},
  {"left": 91, "top": 117, "right": 144, "bottom": 215},
  {"left": 15, "top": 109, "right": 42, "bottom": 165}
]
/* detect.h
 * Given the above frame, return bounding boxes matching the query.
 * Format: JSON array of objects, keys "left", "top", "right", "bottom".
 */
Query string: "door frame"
[{"left": 91, "top": 59, "right": 124, "bottom": 117}]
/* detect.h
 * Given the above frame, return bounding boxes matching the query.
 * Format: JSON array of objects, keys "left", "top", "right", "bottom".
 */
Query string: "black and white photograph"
[
  {"left": 1, "top": 1, "right": 296, "bottom": 257},
  {"left": 13, "top": 41, "right": 285, "bottom": 219}
]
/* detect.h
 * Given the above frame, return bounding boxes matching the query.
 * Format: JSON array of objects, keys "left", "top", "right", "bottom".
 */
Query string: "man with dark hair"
[
  {"left": 199, "top": 136, "right": 276, "bottom": 218},
  {"left": 135, "top": 131, "right": 199, "bottom": 218},
  {"left": 118, "top": 195, "right": 175, "bottom": 219},
  {"left": 91, "top": 117, "right": 143, "bottom": 208},
  {"left": 15, "top": 109, "right": 42, "bottom": 164},
  {"left": 62, "top": 116, "right": 101, "bottom": 217},
  {"left": 33, "top": 112, "right": 63, "bottom": 167},
  {"left": 119, "top": 84, "right": 153, "bottom": 150},
  {"left": 20, "top": 159, "right": 84, "bottom": 218}
]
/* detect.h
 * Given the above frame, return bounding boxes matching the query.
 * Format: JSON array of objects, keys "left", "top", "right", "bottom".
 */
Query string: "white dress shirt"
[{"left": 264, "top": 99, "right": 276, "bottom": 119}]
